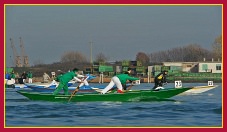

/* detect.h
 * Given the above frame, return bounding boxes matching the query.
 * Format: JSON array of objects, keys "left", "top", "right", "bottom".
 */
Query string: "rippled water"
[{"left": 5, "top": 83, "right": 222, "bottom": 127}]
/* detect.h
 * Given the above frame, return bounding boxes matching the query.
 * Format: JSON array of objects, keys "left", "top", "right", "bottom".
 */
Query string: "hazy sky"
[{"left": 5, "top": 5, "right": 222, "bottom": 67}]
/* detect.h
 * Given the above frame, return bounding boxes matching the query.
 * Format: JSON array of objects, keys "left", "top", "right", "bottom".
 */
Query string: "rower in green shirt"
[
  {"left": 53, "top": 68, "right": 84, "bottom": 95},
  {"left": 10, "top": 71, "right": 16, "bottom": 84},
  {"left": 27, "top": 71, "right": 33, "bottom": 83},
  {"left": 101, "top": 68, "right": 140, "bottom": 94}
]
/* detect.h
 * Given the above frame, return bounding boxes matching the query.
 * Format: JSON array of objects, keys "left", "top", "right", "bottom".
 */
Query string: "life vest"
[{"left": 157, "top": 74, "right": 163, "bottom": 79}]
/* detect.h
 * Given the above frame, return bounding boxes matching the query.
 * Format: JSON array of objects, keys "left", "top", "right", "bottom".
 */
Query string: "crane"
[
  {"left": 19, "top": 37, "right": 29, "bottom": 67},
  {"left": 10, "top": 38, "right": 22, "bottom": 67}
]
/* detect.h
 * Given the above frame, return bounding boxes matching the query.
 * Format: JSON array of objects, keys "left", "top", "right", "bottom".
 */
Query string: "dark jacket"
[
  {"left": 21, "top": 72, "right": 27, "bottom": 79},
  {"left": 155, "top": 72, "right": 167, "bottom": 83}
]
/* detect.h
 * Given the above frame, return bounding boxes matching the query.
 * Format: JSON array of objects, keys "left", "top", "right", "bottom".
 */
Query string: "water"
[{"left": 5, "top": 83, "right": 222, "bottom": 127}]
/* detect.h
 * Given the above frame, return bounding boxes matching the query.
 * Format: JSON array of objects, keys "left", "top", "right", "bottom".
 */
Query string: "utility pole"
[{"left": 89, "top": 41, "right": 93, "bottom": 64}]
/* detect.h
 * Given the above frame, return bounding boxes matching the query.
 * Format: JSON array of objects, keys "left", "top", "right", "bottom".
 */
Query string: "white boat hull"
[
  {"left": 14, "top": 84, "right": 28, "bottom": 88},
  {"left": 179, "top": 85, "right": 218, "bottom": 95}
]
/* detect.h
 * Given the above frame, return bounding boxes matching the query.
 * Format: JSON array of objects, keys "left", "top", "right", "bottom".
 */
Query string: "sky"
[{"left": 5, "top": 5, "right": 222, "bottom": 67}]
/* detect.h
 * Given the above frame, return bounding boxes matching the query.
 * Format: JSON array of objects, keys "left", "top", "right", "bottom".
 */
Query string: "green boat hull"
[{"left": 16, "top": 87, "right": 191, "bottom": 102}]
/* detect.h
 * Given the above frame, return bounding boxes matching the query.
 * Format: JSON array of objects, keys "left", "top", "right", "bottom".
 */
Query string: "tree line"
[
  {"left": 30, "top": 35, "right": 222, "bottom": 68},
  {"left": 13, "top": 35, "right": 221, "bottom": 77},
  {"left": 136, "top": 35, "right": 222, "bottom": 65}
]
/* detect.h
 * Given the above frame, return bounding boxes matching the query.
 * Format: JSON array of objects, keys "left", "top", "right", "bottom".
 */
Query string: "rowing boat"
[{"left": 16, "top": 87, "right": 192, "bottom": 102}]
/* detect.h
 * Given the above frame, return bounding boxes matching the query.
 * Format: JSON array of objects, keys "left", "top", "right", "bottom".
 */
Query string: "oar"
[
  {"left": 125, "top": 83, "right": 134, "bottom": 92},
  {"left": 68, "top": 76, "right": 88, "bottom": 102},
  {"left": 124, "top": 79, "right": 141, "bottom": 92}
]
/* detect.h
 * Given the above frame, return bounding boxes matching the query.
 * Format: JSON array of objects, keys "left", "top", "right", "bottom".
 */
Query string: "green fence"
[
  {"left": 161, "top": 66, "right": 170, "bottom": 71},
  {"left": 122, "top": 60, "right": 130, "bottom": 66},
  {"left": 136, "top": 66, "right": 145, "bottom": 72},
  {"left": 167, "top": 72, "right": 222, "bottom": 83},
  {"left": 153, "top": 65, "right": 162, "bottom": 72},
  {"left": 122, "top": 67, "right": 128, "bottom": 72},
  {"left": 167, "top": 76, "right": 222, "bottom": 83},
  {"left": 5, "top": 68, "right": 14, "bottom": 73},
  {"left": 99, "top": 66, "right": 113, "bottom": 72}
]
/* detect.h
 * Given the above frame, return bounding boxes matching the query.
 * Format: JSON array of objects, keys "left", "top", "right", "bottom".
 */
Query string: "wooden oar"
[{"left": 68, "top": 76, "right": 88, "bottom": 102}]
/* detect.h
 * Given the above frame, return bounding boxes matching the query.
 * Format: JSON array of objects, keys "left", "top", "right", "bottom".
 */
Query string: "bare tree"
[
  {"left": 182, "top": 44, "right": 211, "bottom": 62},
  {"left": 60, "top": 51, "right": 87, "bottom": 63},
  {"left": 212, "top": 35, "right": 222, "bottom": 61},
  {"left": 150, "top": 44, "right": 212, "bottom": 62},
  {"left": 95, "top": 52, "right": 108, "bottom": 62},
  {"left": 136, "top": 52, "right": 150, "bottom": 65}
]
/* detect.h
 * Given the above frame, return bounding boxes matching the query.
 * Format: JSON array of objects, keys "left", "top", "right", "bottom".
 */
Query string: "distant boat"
[
  {"left": 24, "top": 80, "right": 74, "bottom": 88},
  {"left": 27, "top": 85, "right": 98, "bottom": 93},
  {"left": 6, "top": 74, "right": 97, "bottom": 89}
]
